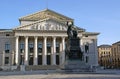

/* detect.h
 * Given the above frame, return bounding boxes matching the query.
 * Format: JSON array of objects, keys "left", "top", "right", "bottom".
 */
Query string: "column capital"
[
  {"left": 43, "top": 36, "right": 47, "bottom": 38},
  {"left": 43, "top": 36, "right": 47, "bottom": 41},
  {"left": 34, "top": 36, "right": 38, "bottom": 39},
  {"left": 52, "top": 36, "right": 56, "bottom": 38},
  {"left": 24, "top": 36, "right": 28, "bottom": 38},
  {"left": 52, "top": 37, "right": 56, "bottom": 41},
  {"left": 62, "top": 37, "right": 66, "bottom": 40},
  {"left": 15, "top": 36, "right": 19, "bottom": 38}
]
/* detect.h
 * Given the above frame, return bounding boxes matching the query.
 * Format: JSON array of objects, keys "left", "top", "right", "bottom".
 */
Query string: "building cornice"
[
  {"left": 13, "top": 29, "right": 67, "bottom": 33},
  {"left": 0, "top": 29, "right": 13, "bottom": 33},
  {"left": 82, "top": 32, "right": 100, "bottom": 36}
]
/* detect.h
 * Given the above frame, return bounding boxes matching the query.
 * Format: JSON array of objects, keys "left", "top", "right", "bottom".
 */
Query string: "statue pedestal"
[
  {"left": 66, "top": 37, "right": 83, "bottom": 60},
  {"left": 65, "top": 37, "right": 90, "bottom": 72},
  {"left": 64, "top": 59, "right": 90, "bottom": 72}
]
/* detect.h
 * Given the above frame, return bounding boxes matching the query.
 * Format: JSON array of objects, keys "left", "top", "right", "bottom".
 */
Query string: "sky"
[{"left": 0, "top": 0, "right": 120, "bottom": 46}]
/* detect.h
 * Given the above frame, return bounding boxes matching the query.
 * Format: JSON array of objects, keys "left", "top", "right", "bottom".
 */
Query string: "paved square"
[
  {"left": 0, "top": 74, "right": 120, "bottom": 79},
  {"left": 0, "top": 69, "right": 120, "bottom": 79}
]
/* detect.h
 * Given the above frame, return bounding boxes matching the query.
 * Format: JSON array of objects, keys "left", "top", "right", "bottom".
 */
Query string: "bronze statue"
[
  {"left": 67, "top": 22, "right": 78, "bottom": 38},
  {"left": 66, "top": 21, "right": 83, "bottom": 60}
]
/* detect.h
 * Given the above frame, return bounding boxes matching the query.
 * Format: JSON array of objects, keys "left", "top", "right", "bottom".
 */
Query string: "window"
[
  {"left": 86, "top": 56, "right": 89, "bottom": 63},
  {"left": 5, "top": 57, "right": 9, "bottom": 64},
  {"left": 47, "top": 43, "right": 51, "bottom": 53},
  {"left": 56, "top": 43, "right": 60, "bottom": 53},
  {"left": 20, "top": 43, "right": 24, "bottom": 53},
  {"left": 6, "top": 34, "right": 10, "bottom": 36},
  {"left": 38, "top": 43, "right": 42, "bottom": 53},
  {"left": 29, "top": 43, "right": 34, "bottom": 53},
  {"left": 85, "top": 43, "right": 89, "bottom": 53},
  {"left": 5, "top": 43, "right": 10, "bottom": 53}
]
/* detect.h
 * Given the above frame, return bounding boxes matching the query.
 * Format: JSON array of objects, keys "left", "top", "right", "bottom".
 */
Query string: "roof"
[
  {"left": 112, "top": 41, "right": 120, "bottom": 45},
  {"left": 0, "top": 29, "right": 13, "bottom": 32},
  {"left": 98, "top": 44, "right": 111, "bottom": 48},
  {"left": 82, "top": 32, "right": 100, "bottom": 35},
  {"left": 19, "top": 9, "right": 73, "bottom": 22}
]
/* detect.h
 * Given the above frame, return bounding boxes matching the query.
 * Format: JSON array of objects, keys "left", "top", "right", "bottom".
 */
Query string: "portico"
[{"left": 15, "top": 35, "right": 66, "bottom": 66}]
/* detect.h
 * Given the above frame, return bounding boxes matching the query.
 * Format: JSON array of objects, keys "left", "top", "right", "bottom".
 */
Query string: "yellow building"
[
  {"left": 98, "top": 45, "right": 112, "bottom": 68},
  {"left": 111, "top": 41, "right": 120, "bottom": 68}
]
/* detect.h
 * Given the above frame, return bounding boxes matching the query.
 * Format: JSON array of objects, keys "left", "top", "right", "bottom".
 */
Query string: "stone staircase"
[{"left": 25, "top": 65, "right": 60, "bottom": 71}]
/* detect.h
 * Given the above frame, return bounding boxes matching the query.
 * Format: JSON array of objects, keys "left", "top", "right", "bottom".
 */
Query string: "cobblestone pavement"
[{"left": 0, "top": 74, "right": 120, "bottom": 79}]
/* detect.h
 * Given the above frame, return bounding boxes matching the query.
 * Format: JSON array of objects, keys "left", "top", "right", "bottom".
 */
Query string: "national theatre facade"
[{"left": 0, "top": 9, "right": 99, "bottom": 70}]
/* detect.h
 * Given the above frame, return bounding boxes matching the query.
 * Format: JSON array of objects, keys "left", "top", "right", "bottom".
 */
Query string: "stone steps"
[{"left": 25, "top": 65, "right": 60, "bottom": 71}]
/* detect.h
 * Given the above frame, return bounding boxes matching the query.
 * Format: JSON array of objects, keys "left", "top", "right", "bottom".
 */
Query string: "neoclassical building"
[{"left": 0, "top": 9, "right": 99, "bottom": 70}]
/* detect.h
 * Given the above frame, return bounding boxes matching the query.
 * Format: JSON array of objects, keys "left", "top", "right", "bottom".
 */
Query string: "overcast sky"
[{"left": 0, "top": 0, "right": 120, "bottom": 45}]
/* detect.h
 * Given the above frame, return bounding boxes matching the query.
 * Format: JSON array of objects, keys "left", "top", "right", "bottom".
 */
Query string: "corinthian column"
[
  {"left": 61, "top": 37, "right": 65, "bottom": 64},
  {"left": 34, "top": 36, "right": 38, "bottom": 65},
  {"left": 42, "top": 37, "right": 47, "bottom": 65},
  {"left": 52, "top": 37, "right": 56, "bottom": 65},
  {"left": 15, "top": 36, "right": 19, "bottom": 65},
  {"left": 25, "top": 36, "right": 28, "bottom": 65}
]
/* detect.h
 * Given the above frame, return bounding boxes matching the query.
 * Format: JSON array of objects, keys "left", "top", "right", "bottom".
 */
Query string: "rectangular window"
[
  {"left": 6, "top": 34, "right": 10, "bottom": 36},
  {"left": 5, "top": 57, "right": 9, "bottom": 64},
  {"left": 20, "top": 43, "right": 24, "bottom": 53},
  {"left": 86, "top": 56, "right": 89, "bottom": 63},
  {"left": 29, "top": 43, "right": 34, "bottom": 53},
  {"left": 5, "top": 43, "right": 10, "bottom": 53},
  {"left": 47, "top": 43, "right": 51, "bottom": 53},
  {"left": 56, "top": 43, "right": 60, "bottom": 53},
  {"left": 38, "top": 43, "right": 42, "bottom": 53},
  {"left": 85, "top": 44, "right": 89, "bottom": 53}
]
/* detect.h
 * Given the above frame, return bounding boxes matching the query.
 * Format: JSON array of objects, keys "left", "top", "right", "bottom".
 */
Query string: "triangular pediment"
[
  {"left": 14, "top": 18, "right": 85, "bottom": 33},
  {"left": 19, "top": 9, "right": 73, "bottom": 23},
  {"left": 14, "top": 18, "right": 68, "bottom": 31}
]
